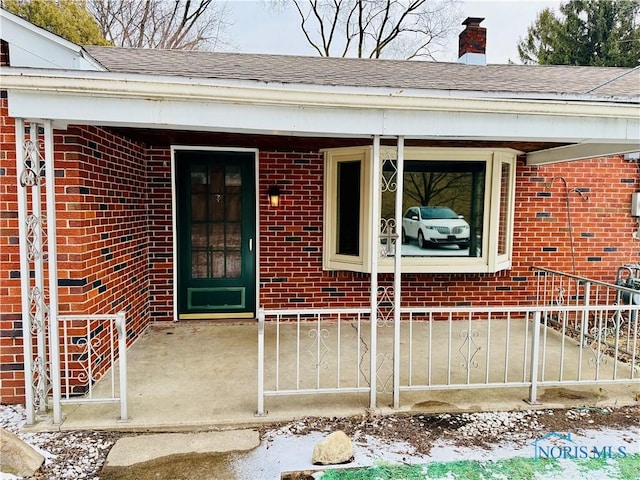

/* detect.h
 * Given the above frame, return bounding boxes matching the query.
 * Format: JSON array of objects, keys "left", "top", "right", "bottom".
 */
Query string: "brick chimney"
[{"left": 458, "top": 17, "right": 486, "bottom": 65}]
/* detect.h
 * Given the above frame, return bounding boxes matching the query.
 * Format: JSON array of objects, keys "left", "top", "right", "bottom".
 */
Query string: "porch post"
[
  {"left": 26, "top": 124, "right": 48, "bottom": 414},
  {"left": 369, "top": 135, "right": 380, "bottom": 409},
  {"left": 43, "top": 119, "right": 62, "bottom": 423},
  {"left": 15, "top": 119, "right": 61, "bottom": 424},
  {"left": 15, "top": 118, "right": 36, "bottom": 424},
  {"left": 392, "top": 137, "right": 404, "bottom": 409}
]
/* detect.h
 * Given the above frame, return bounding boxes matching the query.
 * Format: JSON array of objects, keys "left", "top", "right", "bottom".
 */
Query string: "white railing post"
[
  {"left": 581, "top": 281, "right": 591, "bottom": 348},
  {"left": 256, "top": 309, "right": 266, "bottom": 416},
  {"left": 528, "top": 310, "right": 542, "bottom": 404},
  {"left": 116, "top": 311, "right": 129, "bottom": 422}
]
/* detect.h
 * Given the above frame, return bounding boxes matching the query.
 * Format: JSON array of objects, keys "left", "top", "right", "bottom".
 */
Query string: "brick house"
[{"left": 1, "top": 10, "right": 638, "bottom": 419}]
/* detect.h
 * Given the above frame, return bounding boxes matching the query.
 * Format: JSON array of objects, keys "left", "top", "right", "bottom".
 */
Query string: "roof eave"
[
  {"left": 2, "top": 68, "right": 638, "bottom": 166},
  {"left": 1, "top": 68, "right": 638, "bottom": 118}
]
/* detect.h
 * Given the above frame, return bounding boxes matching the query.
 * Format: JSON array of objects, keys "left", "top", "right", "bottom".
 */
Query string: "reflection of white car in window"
[{"left": 402, "top": 206, "right": 470, "bottom": 249}]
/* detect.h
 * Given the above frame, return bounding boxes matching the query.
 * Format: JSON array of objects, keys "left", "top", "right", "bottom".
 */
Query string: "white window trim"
[
  {"left": 323, "top": 147, "right": 372, "bottom": 272},
  {"left": 323, "top": 146, "right": 520, "bottom": 274}
]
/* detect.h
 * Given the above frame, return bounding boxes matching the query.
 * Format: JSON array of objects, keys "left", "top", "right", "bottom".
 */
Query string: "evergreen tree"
[{"left": 518, "top": 0, "right": 640, "bottom": 66}]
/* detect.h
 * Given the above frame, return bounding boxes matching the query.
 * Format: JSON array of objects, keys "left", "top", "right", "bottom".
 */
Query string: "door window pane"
[
  {"left": 225, "top": 166, "right": 242, "bottom": 186},
  {"left": 226, "top": 253, "right": 242, "bottom": 278},
  {"left": 226, "top": 223, "right": 241, "bottom": 249},
  {"left": 191, "top": 225, "right": 208, "bottom": 248},
  {"left": 211, "top": 252, "right": 225, "bottom": 278},
  {"left": 226, "top": 193, "right": 242, "bottom": 222},
  {"left": 209, "top": 193, "right": 225, "bottom": 221},
  {"left": 192, "top": 251, "right": 208, "bottom": 278},
  {"left": 209, "top": 166, "right": 225, "bottom": 191},
  {"left": 209, "top": 224, "right": 225, "bottom": 250},
  {"left": 191, "top": 194, "right": 207, "bottom": 221}
]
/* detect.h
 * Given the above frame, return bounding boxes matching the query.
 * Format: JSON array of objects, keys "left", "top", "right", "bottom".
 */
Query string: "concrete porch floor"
[{"left": 54, "top": 321, "right": 639, "bottom": 432}]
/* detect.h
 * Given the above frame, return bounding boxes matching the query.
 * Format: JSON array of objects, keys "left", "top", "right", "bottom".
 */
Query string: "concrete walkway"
[
  {"left": 103, "top": 430, "right": 260, "bottom": 467},
  {"left": 52, "top": 321, "right": 639, "bottom": 433}
]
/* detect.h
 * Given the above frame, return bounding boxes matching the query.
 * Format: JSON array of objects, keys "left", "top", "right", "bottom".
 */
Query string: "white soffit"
[
  {"left": 7, "top": 89, "right": 639, "bottom": 146},
  {"left": 526, "top": 143, "right": 640, "bottom": 165}
]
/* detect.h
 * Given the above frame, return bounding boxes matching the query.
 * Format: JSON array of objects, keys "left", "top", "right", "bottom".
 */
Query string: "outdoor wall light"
[{"left": 268, "top": 185, "right": 281, "bottom": 208}]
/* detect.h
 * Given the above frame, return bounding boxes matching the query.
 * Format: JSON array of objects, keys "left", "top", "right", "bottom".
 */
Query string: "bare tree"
[
  {"left": 289, "top": 0, "right": 461, "bottom": 59},
  {"left": 404, "top": 172, "right": 471, "bottom": 211},
  {"left": 88, "top": 0, "right": 232, "bottom": 50}
]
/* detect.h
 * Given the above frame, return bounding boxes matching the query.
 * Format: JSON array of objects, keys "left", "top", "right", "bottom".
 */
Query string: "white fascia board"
[
  {"left": 8, "top": 90, "right": 639, "bottom": 146},
  {"left": 526, "top": 143, "right": 640, "bottom": 165},
  {"left": 2, "top": 69, "right": 638, "bottom": 118},
  {"left": 2, "top": 69, "right": 639, "bottom": 144},
  {"left": 0, "top": 9, "right": 103, "bottom": 70}
]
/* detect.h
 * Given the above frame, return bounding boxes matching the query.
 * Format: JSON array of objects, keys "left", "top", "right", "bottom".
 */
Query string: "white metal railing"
[
  {"left": 533, "top": 267, "right": 639, "bottom": 359},
  {"left": 257, "top": 308, "right": 372, "bottom": 415},
  {"left": 399, "top": 305, "right": 638, "bottom": 405},
  {"left": 258, "top": 302, "right": 638, "bottom": 411},
  {"left": 57, "top": 312, "right": 129, "bottom": 422}
]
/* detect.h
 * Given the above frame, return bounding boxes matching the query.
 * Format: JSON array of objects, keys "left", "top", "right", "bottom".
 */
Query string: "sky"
[{"left": 224, "top": 1, "right": 562, "bottom": 64}]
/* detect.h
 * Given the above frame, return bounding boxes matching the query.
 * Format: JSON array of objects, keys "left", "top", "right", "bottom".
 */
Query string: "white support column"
[
  {"left": 43, "top": 119, "right": 62, "bottom": 424},
  {"left": 15, "top": 119, "right": 62, "bottom": 424},
  {"left": 392, "top": 137, "right": 404, "bottom": 409},
  {"left": 369, "top": 135, "right": 380, "bottom": 409},
  {"left": 15, "top": 118, "right": 36, "bottom": 425},
  {"left": 28, "top": 124, "right": 48, "bottom": 414}
]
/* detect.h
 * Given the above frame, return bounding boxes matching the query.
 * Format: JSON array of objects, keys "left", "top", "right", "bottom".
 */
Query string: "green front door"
[{"left": 176, "top": 150, "right": 256, "bottom": 317}]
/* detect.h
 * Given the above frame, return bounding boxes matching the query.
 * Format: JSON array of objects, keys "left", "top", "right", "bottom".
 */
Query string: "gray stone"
[
  {"left": 312, "top": 430, "right": 354, "bottom": 465},
  {"left": 0, "top": 427, "right": 45, "bottom": 477}
]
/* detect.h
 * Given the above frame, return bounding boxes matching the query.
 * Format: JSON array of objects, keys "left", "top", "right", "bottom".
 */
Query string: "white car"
[{"left": 402, "top": 206, "right": 470, "bottom": 249}]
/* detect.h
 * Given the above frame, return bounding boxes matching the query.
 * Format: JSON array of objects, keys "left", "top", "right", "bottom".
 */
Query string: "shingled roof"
[{"left": 83, "top": 46, "right": 639, "bottom": 100}]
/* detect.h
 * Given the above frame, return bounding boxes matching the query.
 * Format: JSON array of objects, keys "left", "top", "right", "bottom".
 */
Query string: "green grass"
[
  {"left": 319, "top": 453, "right": 638, "bottom": 479},
  {"left": 609, "top": 453, "right": 640, "bottom": 480},
  {"left": 488, "top": 457, "right": 561, "bottom": 480},
  {"left": 574, "top": 451, "right": 640, "bottom": 480},
  {"left": 320, "top": 462, "right": 426, "bottom": 480}
]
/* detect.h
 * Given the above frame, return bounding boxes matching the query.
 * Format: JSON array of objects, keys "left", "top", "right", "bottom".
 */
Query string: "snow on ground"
[{"left": 2, "top": 403, "right": 639, "bottom": 479}]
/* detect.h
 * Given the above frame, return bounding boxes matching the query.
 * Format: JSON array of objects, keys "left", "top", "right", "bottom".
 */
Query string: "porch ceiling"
[{"left": 107, "top": 127, "right": 567, "bottom": 154}]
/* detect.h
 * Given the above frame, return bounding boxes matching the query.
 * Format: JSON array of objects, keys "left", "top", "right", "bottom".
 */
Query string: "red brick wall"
[
  {"left": 517, "top": 158, "right": 638, "bottom": 275},
  {"left": 57, "top": 126, "right": 150, "bottom": 335},
  {"left": 259, "top": 151, "right": 371, "bottom": 307},
  {"left": 145, "top": 147, "right": 174, "bottom": 320},
  {"left": 0, "top": 96, "right": 22, "bottom": 402},
  {"left": 0, "top": 120, "right": 153, "bottom": 402},
  {"left": 1, "top": 119, "right": 638, "bottom": 403},
  {"left": 257, "top": 153, "right": 638, "bottom": 309}
]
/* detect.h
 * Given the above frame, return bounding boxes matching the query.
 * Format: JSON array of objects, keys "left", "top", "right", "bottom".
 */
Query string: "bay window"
[{"left": 323, "top": 146, "right": 518, "bottom": 274}]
